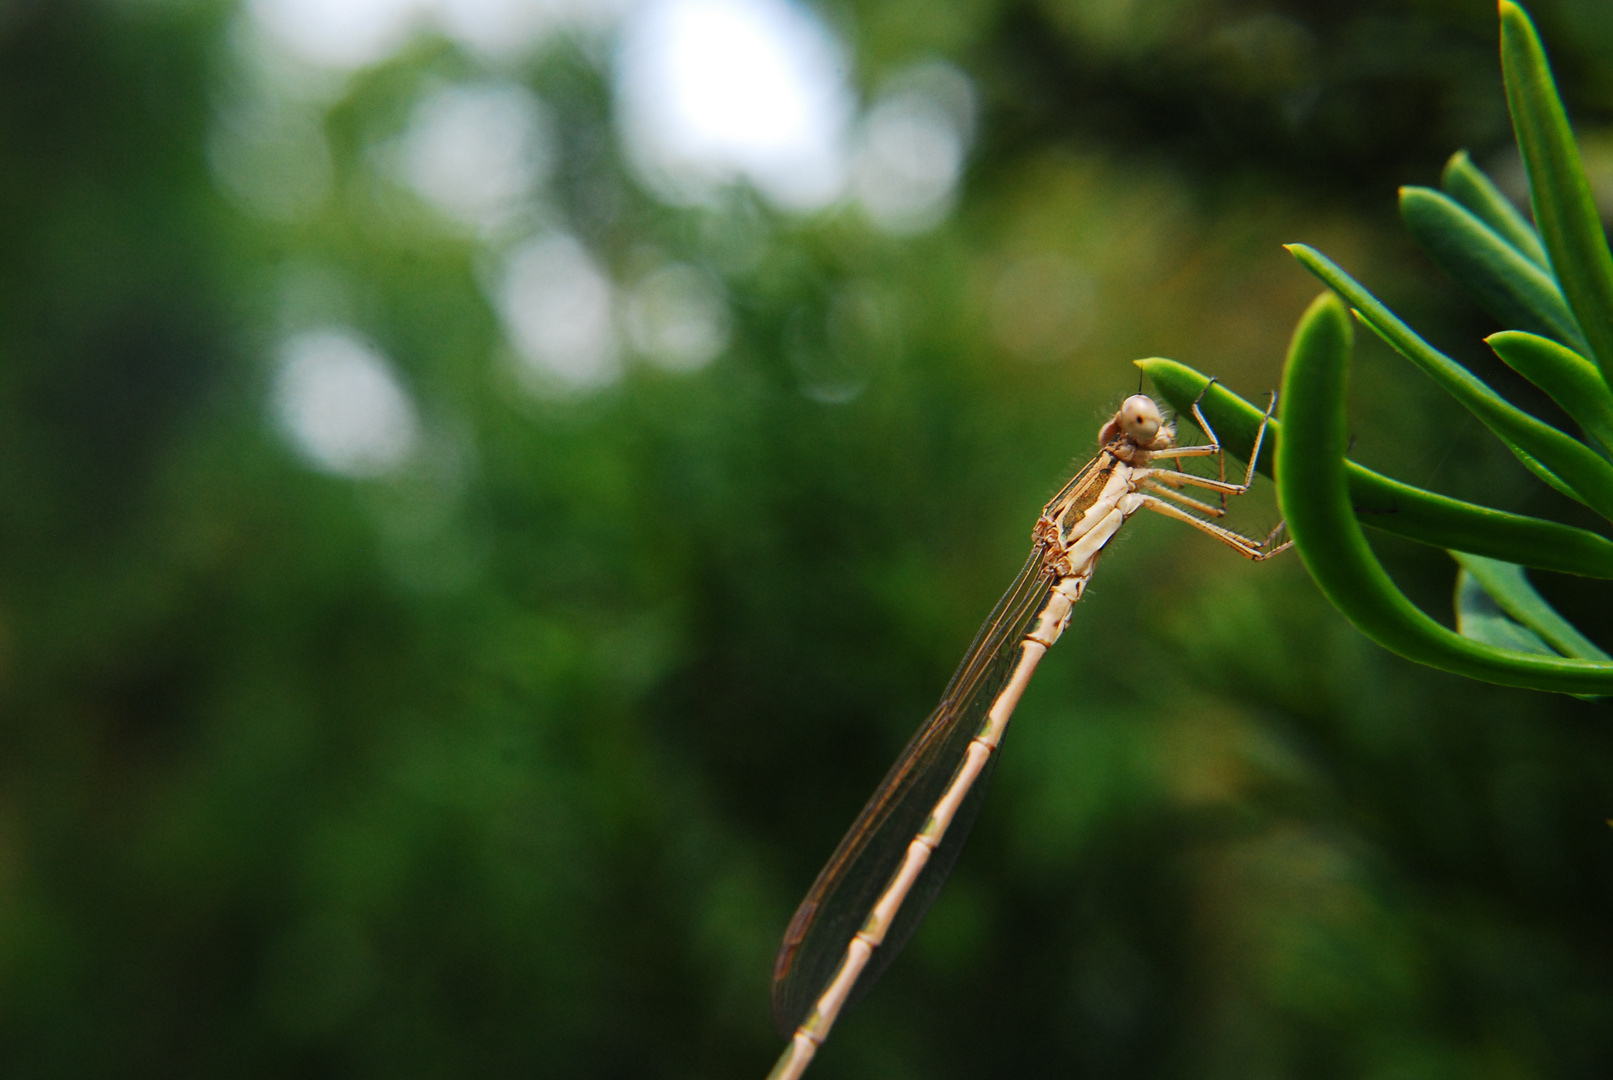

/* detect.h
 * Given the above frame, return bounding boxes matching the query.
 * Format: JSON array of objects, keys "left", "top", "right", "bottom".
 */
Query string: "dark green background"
[{"left": 1, "top": 1, "right": 1611, "bottom": 1077}]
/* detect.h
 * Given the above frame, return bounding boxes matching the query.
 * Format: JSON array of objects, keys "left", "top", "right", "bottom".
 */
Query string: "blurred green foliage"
[{"left": 0, "top": 1, "right": 1612, "bottom": 1079}]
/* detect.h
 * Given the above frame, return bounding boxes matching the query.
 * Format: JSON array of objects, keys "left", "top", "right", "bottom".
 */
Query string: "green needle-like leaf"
[
  {"left": 1139, "top": 356, "right": 1613, "bottom": 578},
  {"left": 1400, "top": 185, "right": 1587, "bottom": 354},
  {"left": 1500, "top": 0, "right": 1613, "bottom": 384},
  {"left": 1440, "top": 149, "right": 1549, "bottom": 268},
  {"left": 1450, "top": 551, "right": 1610, "bottom": 659},
  {"left": 1487, "top": 330, "right": 1613, "bottom": 454},
  {"left": 1289, "top": 242, "right": 1613, "bottom": 519},
  {"left": 1275, "top": 291, "right": 1613, "bottom": 694}
]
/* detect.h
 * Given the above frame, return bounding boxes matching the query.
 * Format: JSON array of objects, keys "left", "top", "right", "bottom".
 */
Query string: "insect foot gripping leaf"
[
  {"left": 1136, "top": 359, "right": 1613, "bottom": 580},
  {"left": 1148, "top": 2, "right": 1613, "bottom": 696}
]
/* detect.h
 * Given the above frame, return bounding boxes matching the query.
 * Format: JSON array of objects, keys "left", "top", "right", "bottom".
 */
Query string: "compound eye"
[{"left": 1119, "top": 394, "right": 1162, "bottom": 441}]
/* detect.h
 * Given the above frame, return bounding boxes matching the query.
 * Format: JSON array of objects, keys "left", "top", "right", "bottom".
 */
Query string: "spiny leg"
[
  {"left": 1136, "top": 468, "right": 1255, "bottom": 496},
  {"left": 1141, "top": 386, "right": 1287, "bottom": 554},
  {"left": 1259, "top": 519, "right": 1290, "bottom": 551},
  {"left": 1189, "top": 377, "right": 1230, "bottom": 492},
  {"left": 1184, "top": 382, "right": 1279, "bottom": 510},
  {"left": 1137, "top": 494, "right": 1293, "bottom": 561},
  {"left": 1239, "top": 390, "right": 1278, "bottom": 491}
]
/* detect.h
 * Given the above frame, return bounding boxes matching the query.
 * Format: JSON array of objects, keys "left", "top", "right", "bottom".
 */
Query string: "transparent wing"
[{"left": 770, "top": 547, "right": 1056, "bottom": 1034}]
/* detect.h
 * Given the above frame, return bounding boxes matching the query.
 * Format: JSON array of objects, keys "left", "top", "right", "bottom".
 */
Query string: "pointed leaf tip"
[{"left": 1500, "top": 0, "right": 1613, "bottom": 382}]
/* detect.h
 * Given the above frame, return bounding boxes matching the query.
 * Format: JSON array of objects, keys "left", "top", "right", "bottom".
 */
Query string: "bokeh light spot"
[
  {"left": 273, "top": 328, "right": 420, "bottom": 476},
  {"left": 496, "top": 234, "right": 621, "bottom": 392},
  {"left": 614, "top": 0, "right": 853, "bottom": 210},
  {"left": 397, "top": 80, "right": 554, "bottom": 232},
  {"left": 209, "top": 97, "right": 333, "bottom": 221},
  {"left": 853, "top": 62, "right": 976, "bottom": 235},
  {"left": 246, "top": 0, "right": 422, "bottom": 71}
]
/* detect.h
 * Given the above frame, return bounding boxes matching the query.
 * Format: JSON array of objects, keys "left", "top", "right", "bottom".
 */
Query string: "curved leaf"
[
  {"left": 1500, "top": 0, "right": 1613, "bottom": 384},
  {"left": 1139, "top": 356, "right": 1613, "bottom": 578},
  {"left": 1440, "top": 149, "right": 1549, "bottom": 268},
  {"left": 1289, "top": 243, "right": 1613, "bottom": 518},
  {"left": 1275, "top": 291, "right": 1613, "bottom": 694},
  {"left": 1487, "top": 330, "right": 1613, "bottom": 455},
  {"left": 1450, "top": 552, "right": 1609, "bottom": 660},
  {"left": 1454, "top": 570, "right": 1555, "bottom": 655},
  {"left": 1399, "top": 185, "right": 1587, "bottom": 353}
]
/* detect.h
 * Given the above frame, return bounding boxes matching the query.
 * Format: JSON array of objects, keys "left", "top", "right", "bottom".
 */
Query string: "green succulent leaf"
[
  {"left": 1440, "top": 149, "right": 1550, "bottom": 269},
  {"left": 1137, "top": 357, "right": 1613, "bottom": 578},
  {"left": 1152, "top": 5, "right": 1613, "bottom": 695},
  {"left": 1399, "top": 185, "right": 1587, "bottom": 354},
  {"left": 1500, "top": 0, "right": 1613, "bottom": 385},
  {"left": 1487, "top": 330, "right": 1613, "bottom": 455},
  {"left": 1451, "top": 551, "right": 1610, "bottom": 660},
  {"left": 1288, "top": 242, "right": 1613, "bottom": 518},
  {"left": 1454, "top": 571, "right": 1556, "bottom": 655},
  {"left": 1274, "top": 291, "right": 1613, "bottom": 694}
]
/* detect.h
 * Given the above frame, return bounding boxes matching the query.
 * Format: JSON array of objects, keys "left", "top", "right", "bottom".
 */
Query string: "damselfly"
[{"left": 766, "top": 389, "right": 1290, "bottom": 1080}]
